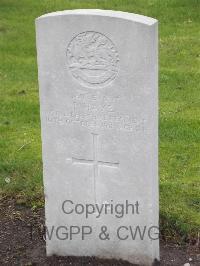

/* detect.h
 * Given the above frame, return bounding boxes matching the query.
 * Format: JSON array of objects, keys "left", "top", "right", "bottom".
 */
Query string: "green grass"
[{"left": 0, "top": 0, "right": 199, "bottom": 242}]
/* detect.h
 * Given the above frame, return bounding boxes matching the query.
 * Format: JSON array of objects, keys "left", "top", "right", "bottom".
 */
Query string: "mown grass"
[{"left": 0, "top": 0, "right": 199, "bottom": 242}]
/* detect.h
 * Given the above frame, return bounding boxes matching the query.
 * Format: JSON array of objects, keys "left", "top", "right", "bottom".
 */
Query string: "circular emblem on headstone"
[{"left": 66, "top": 31, "right": 119, "bottom": 88}]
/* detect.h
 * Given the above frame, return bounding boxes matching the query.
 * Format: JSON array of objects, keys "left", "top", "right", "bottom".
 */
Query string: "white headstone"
[{"left": 36, "top": 9, "right": 159, "bottom": 266}]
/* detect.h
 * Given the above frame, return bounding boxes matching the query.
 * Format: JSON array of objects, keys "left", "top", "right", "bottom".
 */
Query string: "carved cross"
[{"left": 71, "top": 133, "right": 119, "bottom": 202}]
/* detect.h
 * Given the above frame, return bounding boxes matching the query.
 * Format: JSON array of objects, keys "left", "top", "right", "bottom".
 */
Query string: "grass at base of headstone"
[{"left": 0, "top": 0, "right": 199, "bottom": 242}]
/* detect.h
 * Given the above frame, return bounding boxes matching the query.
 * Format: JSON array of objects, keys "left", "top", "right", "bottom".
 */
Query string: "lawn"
[{"left": 0, "top": 0, "right": 199, "bottom": 242}]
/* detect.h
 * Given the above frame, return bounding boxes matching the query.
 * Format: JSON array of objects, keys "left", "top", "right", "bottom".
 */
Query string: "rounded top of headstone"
[{"left": 36, "top": 9, "right": 157, "bottom": 26}]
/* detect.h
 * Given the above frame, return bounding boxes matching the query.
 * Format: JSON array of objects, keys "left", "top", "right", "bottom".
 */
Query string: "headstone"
[{"left": 36, "top": 9, "right": 159, "bottom": 266}]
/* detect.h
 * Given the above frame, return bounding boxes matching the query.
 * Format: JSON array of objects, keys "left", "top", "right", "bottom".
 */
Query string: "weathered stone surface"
[{"left": 36, "top": 9, "right": 159, "bottom": 265}]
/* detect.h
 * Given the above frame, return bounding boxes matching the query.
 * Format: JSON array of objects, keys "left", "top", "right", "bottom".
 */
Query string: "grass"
[{"left": 0, "top": 0, "right": 199, "bottom": 242}]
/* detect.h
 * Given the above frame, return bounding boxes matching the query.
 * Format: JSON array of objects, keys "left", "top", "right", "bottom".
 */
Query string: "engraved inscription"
[
  {"left": 70, "top": 133, "right": 119, "bottom": 202},
  {"left": 66, "top": 31, "right": 119, "bottom": 88},
  {"left": 46, "top": 92, "right": 147, "bottom": 133}
]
